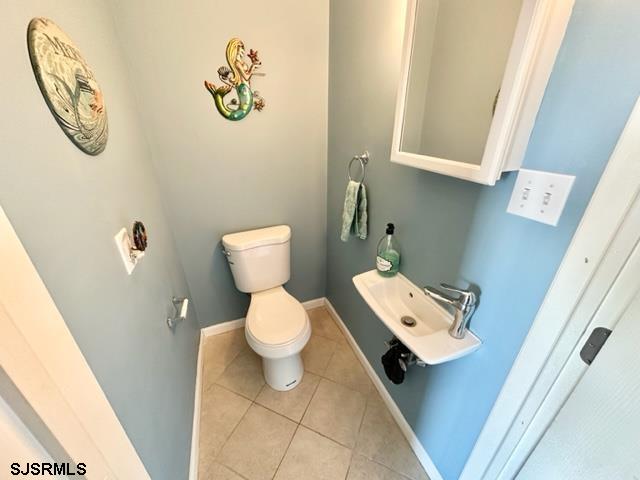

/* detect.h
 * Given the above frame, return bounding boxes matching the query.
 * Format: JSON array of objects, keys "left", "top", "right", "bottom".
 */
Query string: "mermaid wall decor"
[{"left": 204, "top": 38, "right": 265, "bottom": 121}]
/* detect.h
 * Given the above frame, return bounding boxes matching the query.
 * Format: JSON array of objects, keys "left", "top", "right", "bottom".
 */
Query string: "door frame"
[
  {"left": 0, "top": 206, "right": 150, "bottom": 479},
  {"left": 460, "top": 96, "right": 640, "bottom": 479},
  {"left": 505, "top": 197, "right": 640, "bottom": 478}
]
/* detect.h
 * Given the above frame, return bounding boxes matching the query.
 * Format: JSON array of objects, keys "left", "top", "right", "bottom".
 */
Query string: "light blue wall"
[
  {"left": 0, "top": 2, "right": 200, "bottom": 479},
  {"left": 326, "top": 1, "right": 640, "bottom": 479},
  {"left": 108, "top": 0, "right": 329, "bottom": 328}
]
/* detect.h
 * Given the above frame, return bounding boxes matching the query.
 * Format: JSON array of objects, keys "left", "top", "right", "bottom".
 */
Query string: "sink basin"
[{"left": 353, "top": 270, "right": 481, "bottom": 364}]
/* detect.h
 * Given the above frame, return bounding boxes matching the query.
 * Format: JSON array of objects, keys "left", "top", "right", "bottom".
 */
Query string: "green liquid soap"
[{"left": 376, "top": 223, "right": 401, "bottom": 277}]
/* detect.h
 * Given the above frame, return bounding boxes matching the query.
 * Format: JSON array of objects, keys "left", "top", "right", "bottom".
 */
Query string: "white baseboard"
[
  {"left": 201, "top": 317, "right": 245, "bottom": 337},
  {"left": 189, "top": 333, "right": 204, "bottom": 480},
  {"left": 323, "top": 298, "right": 444, "bottom": 480},
  {"left": 301, "top": 297, "right": 326, "bottom": 309},
  {"left": 190, "top": 296, "right": 442, "bottom": 480}
]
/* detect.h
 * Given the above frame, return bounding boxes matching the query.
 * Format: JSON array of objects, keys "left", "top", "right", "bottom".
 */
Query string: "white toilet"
[{"left": 222, "top": 225, "right": 311, "bottom": 391}]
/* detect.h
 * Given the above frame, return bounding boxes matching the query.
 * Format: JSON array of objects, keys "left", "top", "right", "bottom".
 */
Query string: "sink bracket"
[
  {"left": 401, "top": 353, "right": 427, "bottom": 371},
  {"left": 385, "top": 337, "right": 427, "bottom": 371}
]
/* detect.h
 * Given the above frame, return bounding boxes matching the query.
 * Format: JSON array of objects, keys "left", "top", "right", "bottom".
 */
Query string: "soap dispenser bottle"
[{"left": 376, "top": 223, "right": 400, "bottom": 277}]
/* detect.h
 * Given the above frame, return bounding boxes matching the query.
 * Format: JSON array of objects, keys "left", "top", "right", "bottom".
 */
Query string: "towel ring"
[{"left": 348, "top": 151, "right": 369, "bottom": 183}]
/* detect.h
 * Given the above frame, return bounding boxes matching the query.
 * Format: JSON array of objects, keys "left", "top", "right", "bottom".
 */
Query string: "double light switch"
[{"left": 507, "top": 169, "right": 575, "bottom": 226}]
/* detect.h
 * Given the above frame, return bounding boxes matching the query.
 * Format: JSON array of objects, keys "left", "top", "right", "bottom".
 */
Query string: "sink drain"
[{"left": 401, "top": 316, "right": 417, "bottom": 327}]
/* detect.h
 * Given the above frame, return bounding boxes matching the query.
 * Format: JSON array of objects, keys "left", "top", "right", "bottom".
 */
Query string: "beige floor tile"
[
  {"left": 198, "top": 385, "right": 251, "bottom": 473},
  {"left": 216, "top": 350, "right": 265, "bottom": 400},
  {"left": 324, "top": 344, "right": 373, "bottom": 395},
  {"left": 346, "top": 455, "right": 409, "bottom": 480},
  {"left": 355, "top": 396, "right": 428, "bottom": 480},
  {"left": 199, "top": 311, "right": 428, "bottom": 480},
  {"left": 218, "top": 404, "right": 297, "bottom": 480},
  {"left": 308, "top": 307, "right": 347, "bottom": 344},
  {"left": 199, "top": 462, "right": 245, "bottom": 480},
  {"left": 255, "top": 372, "right": 321, "bottom": 422},
  {"left": 302, "top": 379, "right": 366, "bottom": 448},
  {"left": 302, "top": 335, "right": 340, "bottom": 375},
  {"left": 274, "top": 426, "right": 352, "bottom": 480},
  {"left": 202, "top": 329, "right": 248, "bottom": 392}
]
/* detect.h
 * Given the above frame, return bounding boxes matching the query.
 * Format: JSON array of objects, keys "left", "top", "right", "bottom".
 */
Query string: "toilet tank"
[{"left": 222, "top": 225, "right": 291, "bottom": 293}]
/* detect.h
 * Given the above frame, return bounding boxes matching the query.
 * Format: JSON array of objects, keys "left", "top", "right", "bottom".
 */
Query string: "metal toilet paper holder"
[{"left": 167, "top": 297, "right": 189, "bottom": 329}]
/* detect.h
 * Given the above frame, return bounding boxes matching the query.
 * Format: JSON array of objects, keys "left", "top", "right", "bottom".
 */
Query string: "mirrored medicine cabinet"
[{"left": 391, "top": 0, "right": 575, "bottom": 185}]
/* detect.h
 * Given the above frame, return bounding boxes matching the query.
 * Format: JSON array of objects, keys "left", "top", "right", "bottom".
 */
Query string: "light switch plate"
[{"left": 507, "top": 169, "right": 575, "bottom": 226}]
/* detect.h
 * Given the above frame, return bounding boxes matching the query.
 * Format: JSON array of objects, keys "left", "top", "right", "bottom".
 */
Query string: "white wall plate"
[
  {"left": 114, "top": 228, "right": 137, "bottom": 275},
  {"left": 507, "top": 169, "right": 575, "bottom": 226}
]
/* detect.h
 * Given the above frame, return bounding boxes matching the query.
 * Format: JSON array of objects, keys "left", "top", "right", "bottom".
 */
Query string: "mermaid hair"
[{"left": 225, "top": 38, "right": 245, "bottom": 86}]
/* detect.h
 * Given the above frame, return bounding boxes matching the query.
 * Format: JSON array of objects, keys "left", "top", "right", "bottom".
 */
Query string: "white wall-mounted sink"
[{"left": 353, "top": 270, "right": 481, "bottom": 364}]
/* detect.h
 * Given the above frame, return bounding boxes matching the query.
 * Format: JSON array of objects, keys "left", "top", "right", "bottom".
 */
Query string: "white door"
[
  {"left": 0, "top": 395, "right": 68, "bottom": 479},
  {"left": 517, "top": 236, "right": 640, "bottom": 479}
]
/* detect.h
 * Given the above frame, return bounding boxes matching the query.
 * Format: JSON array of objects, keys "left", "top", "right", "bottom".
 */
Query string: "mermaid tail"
[{"left": 204, "top": 81, "right": 253, "bottom": 121}]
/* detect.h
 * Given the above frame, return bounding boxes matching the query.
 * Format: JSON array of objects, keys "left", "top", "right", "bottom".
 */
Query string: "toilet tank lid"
[{"left": 222, "top": 225, "right": 291, "bottom": 251}]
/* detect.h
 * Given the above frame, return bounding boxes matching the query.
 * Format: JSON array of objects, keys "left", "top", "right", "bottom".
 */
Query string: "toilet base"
[{"left": 262, "top": 354, "right": 304, "bottom": 391}]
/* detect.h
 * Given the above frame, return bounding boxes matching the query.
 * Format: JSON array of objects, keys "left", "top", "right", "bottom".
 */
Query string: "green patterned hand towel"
[{"left": 340, "top": 180, "right": 368, "bottom": 242}]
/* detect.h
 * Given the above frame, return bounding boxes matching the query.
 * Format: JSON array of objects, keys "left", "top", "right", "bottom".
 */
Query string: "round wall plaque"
[{"left": 27, "top": 17, "right": 108, "bottom": 155}]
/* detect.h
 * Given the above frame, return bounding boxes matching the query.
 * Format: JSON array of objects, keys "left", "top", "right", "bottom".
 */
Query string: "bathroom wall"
[
  {"left": 0, "top": 2, "right": 199, "bottom": 479},
  {"left": 326, "top": 1, "right": 640, "bottom": 479},
  {"left": 108, "top": 0, "right": 329, "bottom": 327}
]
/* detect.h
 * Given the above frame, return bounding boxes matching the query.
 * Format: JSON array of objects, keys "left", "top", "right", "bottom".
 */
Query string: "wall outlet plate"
[
  {"left": 507, "top": 169, "right": 575, "bottom": 226},
  {"left": 114, "top": 228, "right": 137, "bottom": 275}
]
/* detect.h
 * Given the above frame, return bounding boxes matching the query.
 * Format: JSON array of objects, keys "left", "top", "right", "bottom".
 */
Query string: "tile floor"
[{"left": 198, "top": 307, "right": 430, "bottom": 480}]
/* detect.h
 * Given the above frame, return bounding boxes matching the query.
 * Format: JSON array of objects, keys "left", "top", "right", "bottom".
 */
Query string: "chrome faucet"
[{"left": 423, "top": 283, "right": 477, "bottom": 339}]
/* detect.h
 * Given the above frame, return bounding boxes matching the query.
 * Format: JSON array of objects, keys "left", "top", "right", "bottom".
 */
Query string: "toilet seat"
[{"left": 245, "top": 286, "right": 311, "bottom": 359}]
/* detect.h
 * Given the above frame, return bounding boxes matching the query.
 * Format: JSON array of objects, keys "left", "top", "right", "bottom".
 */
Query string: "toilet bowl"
[
  {"left": 222, "top": 225, "right": 311, "bottom": 391},
  {"left": 245, "top": 287, "right": 311, "bottom": 390}
]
